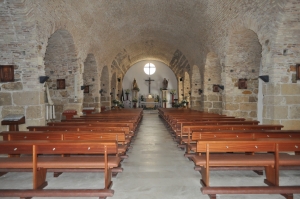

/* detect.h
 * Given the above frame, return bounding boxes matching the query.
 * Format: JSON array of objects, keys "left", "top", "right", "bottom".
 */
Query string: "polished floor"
[{"left": 0, "top": 111, "right": 299, "bottom": 199}]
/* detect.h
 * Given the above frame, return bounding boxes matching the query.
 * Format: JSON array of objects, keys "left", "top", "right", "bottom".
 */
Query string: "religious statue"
[
  {"left": 162, "top": 78, "right": 168, "bottom": 89},
  {"left": 133, "top": 78, "right": 139, "bottom": 90}
]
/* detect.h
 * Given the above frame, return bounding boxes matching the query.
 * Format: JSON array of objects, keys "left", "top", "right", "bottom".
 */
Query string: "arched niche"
[
  {"left": 100, "top": 66, "right": 110, "bottom": 109},
  {"left": 83, "top": 54, "right": 100, "bottom": 112},
  {"left": 224, "top": 28, "right": 262, "bottom": 120},
  {"left": 203, "top": 52, "right": 222, "bottom": 114},
  {"left": 123, "top": 60, "right": 177, "bottom": 108},
  {"left": 44, "top": 29, "right": 80, "bottom": 120}
]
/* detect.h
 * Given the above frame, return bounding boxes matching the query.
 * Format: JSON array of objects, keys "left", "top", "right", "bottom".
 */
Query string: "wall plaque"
[
  {"left": 213, "top": 84, "right": 219, "bottom": 92},
  {"left": 296, "top": 64, "right": 300, "bottom": 80},
  {"left": 238, "top": 79, "right": 247, "bottom": 89},
  {"left": 84, "top": 85, "right": 89, "bottom": 93},
  {"left": 0, "top": 65, "right": 14, "bottom": 82},
  {"left": 57, "top": 79, "right": 65, "bottom": 89}
]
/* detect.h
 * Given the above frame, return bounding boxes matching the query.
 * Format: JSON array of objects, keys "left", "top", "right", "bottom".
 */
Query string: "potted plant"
[
  {"left": 112, "top": 99, "right": 120, "bottom": 106},
  {"left": 181, "top": 99, "right": 188, "bottom": 107},
  {"left": 140, "top": 95, "right": 144, "bottom": 101},
  {"left": 162, "top": 98, "right": 168, "bottom": 108},
  {"left": 132, "top": 98, "right": 138, "bottom": 108},
  {"left": 170, "top": 89, "right": 176, "bottom": 104}
]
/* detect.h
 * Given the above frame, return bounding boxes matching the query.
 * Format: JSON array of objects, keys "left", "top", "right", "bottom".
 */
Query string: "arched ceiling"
[{"left": 33, "top": 0, "right": 286, "bottom": 76}]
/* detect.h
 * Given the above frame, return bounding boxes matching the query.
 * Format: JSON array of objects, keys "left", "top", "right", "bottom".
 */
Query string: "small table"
[
  {"left": 82, "top": 107, "right": 95, "bottom": 115},
  {"left": 140, "top": 101, "right": 159, "bottom": 109},
  {"left": 1, "top": 114, "right": 25, "bottom": 131}
]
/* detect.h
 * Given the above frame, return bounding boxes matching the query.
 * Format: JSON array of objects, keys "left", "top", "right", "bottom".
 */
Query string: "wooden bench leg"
[
  {"left": 33, "top": 168, "right": 48, "bottom": 190},
  {"left": 208, "top": 194, "right": 217, "bottom": 199},
  {"left": 282, "top": 193, "right": 294, "bottom": 199},
  {"left": 200, "top": 166, "right": 209, "bottom": 187},
  {"left": 264, "top": 166, "right": 276, "bottom": 186},
  {"left": 53, "top": 172, "right": 63, "bottom": 177},
  {"left": 0, "top": 172, "right": 7, "bottom": 177},
  {"left": 253, "top": 170, "right": 263, "bottom": 175},
  {"left": 105, "top": 168, "right": 113, "bottom": 189}
]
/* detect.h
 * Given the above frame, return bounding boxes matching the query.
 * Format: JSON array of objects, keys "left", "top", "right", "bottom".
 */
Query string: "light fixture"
[
  {"left": 218, "top": 85, "right": 224, "bottom": 90},
  {"left": 39, "top": 76, "right": 49, "bottom": 83},
  {"left": 259, "top": 75, "right": 269, "bottom": 82},
  {"left": 198, "top": 89, "right": 203, "bottom": 94}
]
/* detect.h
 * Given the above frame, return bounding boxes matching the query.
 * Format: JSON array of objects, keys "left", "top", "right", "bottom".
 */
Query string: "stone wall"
[{"left": 1, "top": 0, "right": 300, "bottom": 130}]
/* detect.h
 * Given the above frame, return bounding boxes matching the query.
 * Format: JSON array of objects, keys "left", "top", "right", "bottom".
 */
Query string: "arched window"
[{"left": 144, "top": 63, "right": 156, "bottom": 75}]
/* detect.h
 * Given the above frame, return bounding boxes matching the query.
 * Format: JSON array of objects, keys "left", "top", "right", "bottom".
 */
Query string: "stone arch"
[
  {"left": 223, "top": 28, "right": 262, "bottom": 120},
  {"left": 100, "top": 66, "right": 110, "bottom": 109},
  {"left": 83, "top": 53, "right": 100, "bottom": 112},
  {"left": 203, "top": 52, "right": 222, "bottom": 114},
  {"left": 44, "top": 29, "right": 81, "bottom": 120}
]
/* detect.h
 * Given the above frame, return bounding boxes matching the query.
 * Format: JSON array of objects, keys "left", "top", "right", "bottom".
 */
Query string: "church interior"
[{"left": 0, "top": 0, "right": 300, "bottom": 199}]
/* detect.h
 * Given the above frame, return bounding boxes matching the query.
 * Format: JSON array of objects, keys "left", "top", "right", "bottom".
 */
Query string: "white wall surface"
[{"left": 122, "top": 60, "right": 177, "bottom": 108}]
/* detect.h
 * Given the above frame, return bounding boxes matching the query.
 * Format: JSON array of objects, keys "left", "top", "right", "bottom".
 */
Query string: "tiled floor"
[{"left": 0, "top": 110, "right": 299, "bottom": 199}]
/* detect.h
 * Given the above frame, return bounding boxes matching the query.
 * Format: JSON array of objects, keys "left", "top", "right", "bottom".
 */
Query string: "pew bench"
[
  {"left": 191, "top": 139, "right": 300, "bottom": 199},
  {"left": 185, "top": 130, "right": 300, "bottom": 156},
  {"left": 0, "top": 131, "right": 127, "bottom": 178},
  {"left": 0, "top": 140, "right": 120, "bottom": 198}
]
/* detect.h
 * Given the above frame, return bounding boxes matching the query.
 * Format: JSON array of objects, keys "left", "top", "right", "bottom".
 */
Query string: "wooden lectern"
[
  {"left": 82, "top": 107, "right": 95, "bottom": 115},
  {"left": 1, "top": 114, "right": 25, "bottom": 131},
  {"left": 62, "top": 110, "right": 77, "bottom": 120}
]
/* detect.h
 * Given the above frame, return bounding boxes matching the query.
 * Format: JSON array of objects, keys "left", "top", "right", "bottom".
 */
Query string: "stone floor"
[{"left": 0, "top": 110, "right": 299, "bottom": 199}]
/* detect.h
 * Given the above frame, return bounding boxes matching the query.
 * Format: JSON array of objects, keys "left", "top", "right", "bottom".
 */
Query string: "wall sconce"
[
  {"left": 110, "top": 92, "right": 113, "bottom": 96},
  {"left": 117, "top": 78, "right": 121, "bottom": 82},
  {"left": 198, "top": 89, "right": 203, "bottom": 94},
  {"left": 179, "top": 77, "right": 183, "bottom": 81},
  {"left": 39, "top": 76, "right": 49, "bottom": 83},
  {"left": 259, "top": 75, "right": 269, "bottom": 82},
  {"left": 99, "top": 89, "right": 104, "bottom": 94},
  {"left": 188, "top": 91, "right": 191, "bottom": 95},
  {"left": 218, "top": 85, "right": 224, "bottom": 90}
]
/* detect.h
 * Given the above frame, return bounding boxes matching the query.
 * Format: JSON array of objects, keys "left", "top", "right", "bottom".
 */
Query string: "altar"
[{"left": 140, "top": 100, "right": 159, "bottom": 109}]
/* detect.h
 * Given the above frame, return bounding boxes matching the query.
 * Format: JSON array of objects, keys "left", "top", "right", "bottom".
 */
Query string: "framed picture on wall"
[
  {"left": 296, "top": 64, "right": 300, "bottom": 80},
  {"left": 57, "top": 79, "right": 65, "bottom": 89},
  {"left": 84, "top": 86, "right": 89, "bottom": 93},
  {"left": 213, "top": 84, "right": 219, "bottom": 92},
  {"left": 0, "top": 65, "right": 14, "bottom": 82},
  {"left": 238, "top": 78, "right": 247, "bottom": 89}
]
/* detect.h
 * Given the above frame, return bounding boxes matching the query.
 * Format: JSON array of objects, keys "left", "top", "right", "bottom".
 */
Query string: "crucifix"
[{"left": 145, "top": 77, "right": 154, "bottom": 93}]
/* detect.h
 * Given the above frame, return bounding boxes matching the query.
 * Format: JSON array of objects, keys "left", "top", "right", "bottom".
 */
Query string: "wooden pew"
[
  {"left": 27, "top": 126, "right": 132, "bottom": 138},
  {"left": 0, "top": 131, "right": 127, "bottom": 177},
  {"left": 191, "top": 139, "right": 300, "bottom": 199},
  {"left": 0, "top": 140, "right": 120, "bottom": 198},
  {"left": 56, "top": 120, "right": 137, "bottom": 133},
  {"left": 186, "top": 130, "right": 300, "bottom": 156}
]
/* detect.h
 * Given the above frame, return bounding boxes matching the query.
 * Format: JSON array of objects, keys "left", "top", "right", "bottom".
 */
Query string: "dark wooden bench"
[
  {"left": 191, "top": 139, "right": 300, "bottom": 199},
  {"left": 0, "top": 140, "right": 120, "bottom": 198}
]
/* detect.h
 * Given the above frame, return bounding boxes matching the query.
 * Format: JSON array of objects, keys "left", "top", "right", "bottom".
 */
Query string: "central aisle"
[{"left": 112, "top": 111, "right": 203, "bottom": 199}]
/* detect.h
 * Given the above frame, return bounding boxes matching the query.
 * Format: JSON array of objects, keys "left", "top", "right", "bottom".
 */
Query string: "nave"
[{"left": 0, "top": 111, "right": 299, "bottom": 199}]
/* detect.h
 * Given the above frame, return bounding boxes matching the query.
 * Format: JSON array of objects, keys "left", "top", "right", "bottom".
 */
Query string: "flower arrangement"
[
  {"left": 132, "top": 98, "right": 138, "bottom": 103},
  {"left": 170, "top": 89, "right": 176, "bottom": 95},
  {"left": 140, "top": 95, "right": 144, "bottom": 101},
  {"left": 162, "top": 98, "right": 168, "bottom": 102},
  {"left": 112, "top": 99, "right": 120, "bottom": 105},
  {"left": 125, "top": 89, "right": 130, "bottom": 94}
]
